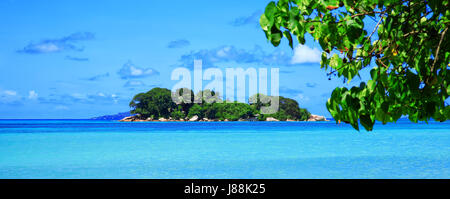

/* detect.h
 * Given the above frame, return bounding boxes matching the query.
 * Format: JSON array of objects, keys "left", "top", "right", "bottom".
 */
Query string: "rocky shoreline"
[{"left": 119, "top": 114, "right": 329, "bottom": 122}]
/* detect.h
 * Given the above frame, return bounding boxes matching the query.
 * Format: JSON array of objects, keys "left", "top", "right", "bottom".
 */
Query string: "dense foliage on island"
[{"left": 128, "top": 87, "right": 311, "bottom": 121}]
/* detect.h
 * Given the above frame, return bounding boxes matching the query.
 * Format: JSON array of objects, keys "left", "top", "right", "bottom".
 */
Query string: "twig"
[
  {"left": 403, "top": 30, "right": 421, "bottom": 37},
  {"left": 301, "top": 11, "right": 385, "bottom": 24},
  {"left": 431, "top": 27, "right": 448, "bottom": 74},
  {"left": 366, "top": 15, "right": 384, "bottom": 43}
]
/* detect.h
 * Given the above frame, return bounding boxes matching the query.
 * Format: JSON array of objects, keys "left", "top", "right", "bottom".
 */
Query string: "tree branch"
[
  {"left": 366, "top": 14, "right": 384, "bottom": 43},
  {"left": 431, "top": 27, "right": 448, "bottom": 74}
]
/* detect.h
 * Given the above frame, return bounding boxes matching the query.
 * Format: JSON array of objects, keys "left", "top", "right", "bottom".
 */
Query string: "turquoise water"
[{"left": 0, "top": 119, "right": 449, "bottom": 179}]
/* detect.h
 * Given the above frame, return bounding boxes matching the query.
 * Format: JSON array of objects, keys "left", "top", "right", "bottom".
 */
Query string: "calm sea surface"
[{"left": 0, "top": 119, "right": 449, "bottom": 179}]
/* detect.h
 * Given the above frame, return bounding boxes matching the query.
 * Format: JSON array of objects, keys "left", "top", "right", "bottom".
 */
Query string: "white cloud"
[
  {"left": 295, "top": 93, "right": 310, "bottom": 103},
  {"left": 33, "top": 43, "right": 61, "bottom": 53},
  {"left": 0, "top": 89, "right": 21, "bottom": 105},
  {"left": 28, "top": 90, "right": 38, "bottom": 100},
  {"left": 18, "top": 32, "right": 95, "bottom": 54},
  {"left": 39, "top": 92, "right": 120, "bottom": 105},
  {"left": 167, "top": 39, "right": 190, "bottom": 48},
  {"left": 179, "top": 45, "right": 322, "bottom": 68},
  {"left": 291, "top": 45, "right": 321, "bottom": 64},
  {"left": 118, "top": 61, "right": 159, "bottom": 79},
  {"left": 70, "top": 93, "right": 87, "bottom": 100},
  {"left": 216, "top": 46, "right": 232, "bottom": 57},
  {"left": 54, "top": 105, "right": 70, "bottom": 110},
  {"left": 111, "top": 94, "right": 118, "bottom": 104},
  {"left": 4, "top": 90, "right": 17, "bottom": 96},
  {"left": 124, "top": 80, "right": 146, "bottom": 87},
  {"left": 230, "top": 10, "right": 263, "bottom": 28}
]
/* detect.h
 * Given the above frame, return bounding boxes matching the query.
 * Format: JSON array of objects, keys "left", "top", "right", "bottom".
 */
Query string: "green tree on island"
[
  {"left": 260, "top": 0, "right": 449, "bottom": 130},
  {"left": 129, "top": 87, "right": 311, "bottom": 121},
  {"left": 249, "top": 94, "right": 311, "bottom": 121},
  {"left": 129, "top": 87, "right": 176, "bottom": 119}
]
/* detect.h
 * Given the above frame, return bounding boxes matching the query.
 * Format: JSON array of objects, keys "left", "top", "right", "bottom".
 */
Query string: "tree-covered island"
[{"left": 120, "top": 87, "right": 325, "bottom": 122}]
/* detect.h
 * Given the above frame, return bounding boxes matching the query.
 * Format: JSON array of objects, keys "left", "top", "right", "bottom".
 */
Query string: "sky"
[{"left": 0, "top": 0, "right": 376, "bottom": 119}]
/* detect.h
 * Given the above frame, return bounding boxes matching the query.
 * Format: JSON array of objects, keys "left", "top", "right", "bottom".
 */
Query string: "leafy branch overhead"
[{"left": 260, "top": 0, "right": 450, "bottom": 131}]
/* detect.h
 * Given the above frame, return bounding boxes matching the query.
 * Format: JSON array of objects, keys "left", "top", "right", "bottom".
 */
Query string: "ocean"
[{"left": 0, "top": 119, "right": 449, "bottom": 179}]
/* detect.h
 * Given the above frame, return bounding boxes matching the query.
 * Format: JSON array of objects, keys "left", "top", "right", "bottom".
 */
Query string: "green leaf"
[
  {"left": 269, "top": 26, "right": 283, "bottom": 46},
  {"left": 264, "top": 1, "right": 277, "bottom": 19},
  {"left": 260, "top": 14, "right": 271, "bottom": 31},
  {"left": 260, "top": 0, "right": 450, "bottom": 131},
  {"left": 329, "top": 53, "right": 340, "bottom": 69},
  {"left": 283, "top": 31, "right": 294, "bottom": 49},
  {"left": 367, "top": 80, "right": 376, "bottom": 92},
  {"left": 360, "top": 114, "right": 374, "bottom": 131}
]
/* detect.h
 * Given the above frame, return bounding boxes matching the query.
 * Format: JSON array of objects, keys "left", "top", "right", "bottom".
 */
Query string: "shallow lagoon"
[{"left": 0, "top": 119, "right": 449, "bottom": 178}]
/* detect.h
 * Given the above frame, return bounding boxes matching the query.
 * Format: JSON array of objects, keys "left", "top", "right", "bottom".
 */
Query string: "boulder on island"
[
  {"left": 159, "top": 118, "right": 168, "bottom": 122},
  {"left": 119, "top": 116, "right": 136, "bottom": 122},
  {"left": 307, "top": 114, "right": 329, "bottom": 121},
  {"left": 266, "top": 117, "right": 279, "bottom": 121},
  {"left": 189, "top": 115, "right": 199, "bottom": 121}
]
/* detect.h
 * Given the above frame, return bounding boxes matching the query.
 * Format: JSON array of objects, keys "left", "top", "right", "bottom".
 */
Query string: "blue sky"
[{"left": 0, "top": 0, "right": 374, "bottom": 119}]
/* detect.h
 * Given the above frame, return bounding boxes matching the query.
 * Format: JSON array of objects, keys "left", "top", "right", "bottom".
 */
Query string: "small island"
[{"left": 120, "top": 87, "right": 328, "bottom": 122}]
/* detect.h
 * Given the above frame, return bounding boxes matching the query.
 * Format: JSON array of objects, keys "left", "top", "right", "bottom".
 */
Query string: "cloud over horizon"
[
  {"left": 28, "top": 90, "right": 38, "bottom": 100},
  {"left": 291, "top": 45, "right": 321, "bottom": 64},
  {"left": 306, "top": 82, "right": 317, "bottom": 88},
  {"left": 0, "top": 89, "right": 23, "bottom": 105},
  {"left": 65, "top": 56, "right": 89, "bottom": 61},
  {"left": 38, "top": 92, "right": 120, "bottom": 105},
  {"left": 117, "top": 61, "right": 159, "bottom": 79},
  {"left": 85, "top": 73, "right": 110, "bottom": 81},
  {"left": 177, "top": 45, "right": 321, "bottom": 69},
  {"left": 230, "top": 10, "right": 263, "bottom": 28},
  {"left": 167, "top": 39, "right": 190, "bottom": 48},
  {"left": 124, "top": 80, "right": 146, "bottom": 87},
  {"left": 17, "top": 32, "right": 95, "bottom": 54},
  {"left": 279, "top": 87, "right": 304, "bottom": 98}
]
